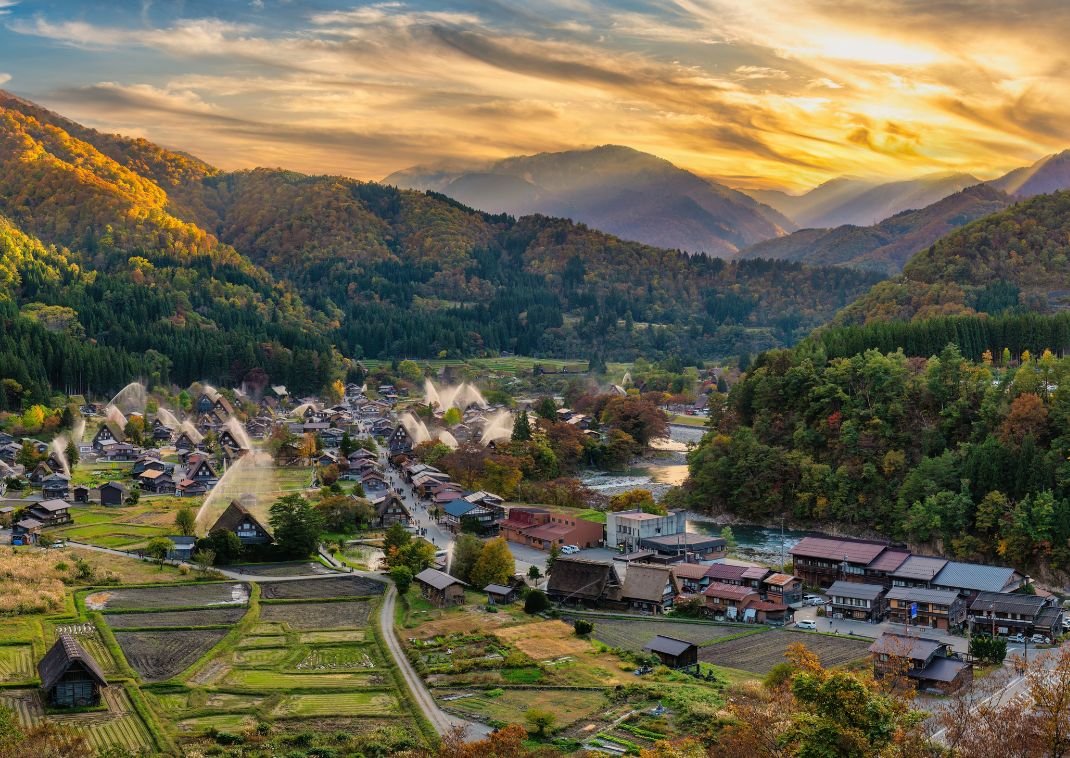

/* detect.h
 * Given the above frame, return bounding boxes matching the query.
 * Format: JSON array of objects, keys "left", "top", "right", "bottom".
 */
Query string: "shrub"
[
  {"left": 573, "top": 619, "right": 594, "bottom": 636},
  {"left": 524, "top": 589, "right": 549, "bottom": 614},
  {"left": 764, "top": 662, "right": 795, "bottom": 689},
  {"left": 178, "top": 565, "right": 191, "bottom": 576}
]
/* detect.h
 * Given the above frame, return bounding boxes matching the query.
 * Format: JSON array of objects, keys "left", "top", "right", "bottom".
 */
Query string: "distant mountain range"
[{"left": 386, "top": 145, "right": 795, "bottom": 257}]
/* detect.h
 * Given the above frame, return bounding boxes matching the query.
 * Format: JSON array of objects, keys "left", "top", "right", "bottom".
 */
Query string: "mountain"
[
  {"left": 739, "top": 184, "right": 1012, "bottom": 274},
  {"left": 386, "top": 145, "right": 794, "bottom": 256},
  {"left": 746, "top": 173, "right": 981, "bottom": 228},
  {"left": 0, "top": 91, "right": 884, "bottom": 403},
  {"left": 990, "top": 150, "right": 1070, "bottom": 197},
  {"left": 835, "top": 189, "right": 1070, "bottom": 325}
]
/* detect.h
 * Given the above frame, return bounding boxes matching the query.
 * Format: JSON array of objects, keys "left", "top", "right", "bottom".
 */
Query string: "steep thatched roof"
[{"left": 38, "top": 635, "right": 107, "bottom": 691}]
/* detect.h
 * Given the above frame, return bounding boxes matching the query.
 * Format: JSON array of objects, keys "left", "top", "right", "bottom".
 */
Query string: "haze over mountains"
[{"left": 386, "top": 145, "right": 795, "bottom": 257}]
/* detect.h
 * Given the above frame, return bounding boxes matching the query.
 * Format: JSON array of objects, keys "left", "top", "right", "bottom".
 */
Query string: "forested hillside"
[
  {"left": 0, "top": 92, "right": 883, "bottom": 403},
  {"left": 837, "top": 190, "right": 1070, "bottom": 325},
  {"left": 676, "top": 339, "right": 1070, "bottom": 571}
]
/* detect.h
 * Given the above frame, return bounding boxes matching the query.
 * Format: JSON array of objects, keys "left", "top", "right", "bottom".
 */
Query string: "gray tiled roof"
[
  {"left": 934, "top": 562, "right": 1020, "bottom": 593},
  {"left": 885, "top": 587, "right": 960, "bottom": 605},
  {"left": 828, "top": 580, "right": 885, "bottom": 601}
]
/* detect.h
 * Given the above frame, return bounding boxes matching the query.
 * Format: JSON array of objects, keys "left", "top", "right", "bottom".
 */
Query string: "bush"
[
  {"left": 763, "top": 662, "right": 794, "bottom": 689},
  {"left": 524, "top": 590, "right": 549, "bottom": 614},
  {"left": 574, "top": 619, "right": 594, "bottom": 636}
]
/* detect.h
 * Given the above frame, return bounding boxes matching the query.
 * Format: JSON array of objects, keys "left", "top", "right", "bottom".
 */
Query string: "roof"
[
  {"left": 442, "top": 500, "right": 479, "bottom": 518},
  {"left": 1036, "top": 606, "right": 1063, "bottom": 628},
  {"left": 33, "top": 499, "right": 70, "bottom": 513},
  {"left": 866, "top": 549, "right": 911, "bottom": 573},
  {"left": 789, "top": 536, "right": 888, "bottom": 564},
  {"left": 869, "top": 632, "right": 944, "bottom": 661},
  {"left": 139, "top": 469, "right": 164, "bottom": 479},
  {"left": 891, "top": 555, "right": 948, "bottom": 582},
  {"left": 741, "top": 566, "right": 770, "bottom": 580},
  {"left": 885, "top": 587, "right": 960, "bottom": 605},
  {"left": 483, "top": 584, "right": 514, "bottom": 595},
  {"left": 641, "top": 532, "right": 725, "bottom": 550},
  {"left": 827, "top": 580, "right": 885, "bottom": 601},
  {"left": 914, "top": 656, "right": 970, "bottom": 683},
  {"left": 621, "top": 564, "right": 677, "bottom": 603},
  {"left": 934, "top": 561, "right": 1021, "bottom": 593},
  {"left": 643, "top": 635, "right": 695, "bottom": 657},
  {"left": 168, "top": 536, "right": 197, "bottom": 546},
  {"left": 703, "top": 582, "right": 758, "bottom": 600},
  {"left": 38, "top": 634, "right": 108, "bottom": 691},
  {"left": 523, "top": 523, "right": 573, "bottom": 540},
  {"left": 703, "top": 564, "right": 749, "bottom": 582},
  {"left": 99, "top": 481, "right": 127, "bottom": 492},
  {"left": 211, "top": 500, "right": 272, "bottom": 537},
  {"left": 763, "top": 573, "right": 799, "bottom": 587},
  {"left": 969, "top": 591, "right": 1047, "bottom": 616},
  {"left": 415, "top": 568, "right": 466, "bottom": 591},
  {"left": 670, "top": 563, "right": 711, "bottom": 581},
  {"left": 546, "top": 557, "right": 620, "bottom": 601}
]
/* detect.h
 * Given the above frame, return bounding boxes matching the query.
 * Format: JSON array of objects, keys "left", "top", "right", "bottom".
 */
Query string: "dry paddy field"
[
  {"left": 697, "top": 629, "right": 872, "bottom": 674},
  {"left": 590, "top": 618, "right": 749, "bottom": 651},
  {"left": 104, "top": 607, "right": 246, "bottom": 628},
  {"left": 86, "top": 582, "right": 249, "bottom": 611},
  {"left": 259, "top": 599, "right": 374, "bottom": 629},
  {"left": 258, "top": 575, "right": 385, "bottom": 600},
  {"left": 115, "top": 629, "right": 229, "bottom": 681}
]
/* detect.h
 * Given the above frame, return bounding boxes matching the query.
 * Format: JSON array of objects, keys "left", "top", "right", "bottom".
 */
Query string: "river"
[{"left": 580, "top": 423, "right": 809, "bottom": 562}]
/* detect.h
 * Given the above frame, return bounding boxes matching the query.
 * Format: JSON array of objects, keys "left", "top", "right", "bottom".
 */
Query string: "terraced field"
[
  {"left": 698, "top": 629, "right": 871, "bottom": 674},
  {"left": 273, "top": 692, "right": 400, "bottom": 717},
  {"left": 104, "top": 607, "right": 247, "bottom": 628},
  {"left": 0, "top": 645, "right": 33, "bottom": 682},
  {"left": 296, "top": 644, "right": 379, "bottom": 670},
  {"left": 259, "top": 599, "right": 373, "bottom": 629},
  {"left": 223, "top": 670, "right": 380, "bottom": 689},
  {"left": 259, "top": 576, "right": 385, "bottom": 600},
  {"left": 0, "top": 687, "right": 155, "bottom": 753},
  {"left": 86, "top": 582, "right": 250, "bottom": 611},
  {"left": 591, "top": 618, "right": 753, "bottom": 651},
  {"left": 115, "top": 629, "right": 229, "bottom": 681},
  {"left": 439, "top": 687, "right": 607, "bottom": 728}
]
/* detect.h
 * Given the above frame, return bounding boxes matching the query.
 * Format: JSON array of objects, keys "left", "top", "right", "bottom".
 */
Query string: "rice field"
[
  {"left": 591, "top": 618, "right": 751, "bottom": 651},
  {"left": 178, "top": 713, "right": 257, "bottom": 734},
  {"left": 234, "top": 648, "right": 290, "bottom": 666},
  {"left": 273, "top": 692, "right": 399, "bottom": 718},
  {"left": 296, "top": 644, "right": 379, "bottom": 670},
  {"left": 697, "top": 629, "right": 871, "bottom": 674},
  {"left": 0, "top": 646, "right": 33, "bottom": 681},
  {"left": 223, "top": 670, "right": 379, "bottom": 689},
  {"left": 0, "top": 687, "right": 155, "bottom": 754},
  {"left": 438, "top": 687, "right": 607, "bottom": 728}
]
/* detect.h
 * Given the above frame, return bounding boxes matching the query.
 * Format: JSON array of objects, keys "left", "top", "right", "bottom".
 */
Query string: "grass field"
[
  {"left": 361, "top": 356, "right": 588, "bottom": 375},
  {"left": 178, "top": 713, "right": 256, "bottom": 734},
  {"left": 0, "top": 646, "right": 33, "bottom": 682},
  {"left": 224, "top": 670, "right": 379, "bottom": 689},
  {"left": 273, "top": 692, "right": 399, "bottom": 718},
  {"left": 698, "top": 629, "right": 871, "bottom": 674}
]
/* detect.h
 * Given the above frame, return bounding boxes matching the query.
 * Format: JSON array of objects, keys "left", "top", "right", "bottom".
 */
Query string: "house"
[
  {"left": 827, "top": 580, "right": 887, "bottom": 622},
  {"left": 620, "top": 563, "right": 679, "bottom": 614},
  {"left": 96, "top": 481, "right": 127, "bottom": 507},
  {"left": 442, "top": 499, "right": 498, "bottom": 533},
  {"left": 176, "top": 479, "right": 209, "bottom": 498},
  {"left": 890, "top": 556, "right": 949, "bottom": 588},
  {"left": 703, "top": 582, "right": 760, "bottom": 620},
  {"left": 104, "top": 443, "right": 139, "bottom": 462},
  {"left": 137, "top": 469, "right": 175, "bottom": 494},
  {"left": 546, "top": 557, "right": 623, "bottom": 606},
  {"left": 640, "top": 532, "right": 727, "bottom": 560},
  {"left": 166, "top": 536, "right": 197, "bottom": 561},
  {"left": 28, "top": 462, "right": 53, "bottom": 483},
  {"left": 484, "top": 580, "right": 523, "bottom": 605},
  {"left": 28, "top": 499, "right": 72, "bottom": 526},
  {"left": 606, "top": 509, "right": 687, "bottom": 552},
  {"left": 11, "top": 518, "right": 42, "bottom": 545},
  {"left": 969, "top": 592, "right": 1063, "bottom": 638},
  {"left": 40, "top": 473, "right": 71, "bottom": 500},
  {"left": 414, "top": 568, "right": 467, "bottom": 607},
  {"left": 210, "top": 500, "right": 273, "bottom": 545},
  {"left": 763, "top": 573, "right": 804, "bottom": 606},
  {"left": 38, "top": 635, "right": 107, "bottom": 708},
  {"left": 72, "top": 485, "right": 91, "bottom": 504},
  {"left": 218, "top": 429, "right": 248, "bottom": 453},
  {"left": 374, "top": 494, "right": 412, "bottom": 528},
  {"left": 886, "top": 587, "right": 966, "bottom": 630},
  {"left": 91, "top": 422, "right": 124, "bottom": 451},
  {"left": 703, "top": 563, "right": 750, "bottom": 586},
  {"left": 932, "top": 561, "right": 1026, "bottom": 603},
  {"left": 151, "top": 418, "right": 174, "bottom": 441},
  {"left": 499, "top": 507, "right": 603, "bottom": 551},
  {"left": 389, "top": 424, "right": 413, "bottom": 455},
  {"left": 671, "top": 562, "right": 714, "bottom": 593},
  {"left": 869, "top": 632, "right": 972, "bottom": 694},
  {"left": 643, "top": 635, "right": 698, "bottom": 669},
  {"left": 186, "top": 458, "right": 220, "bottom": 487},
  {"left": 132, "top": 456, "right": 166, "bottom": 476},
  {"left": 174, "top": 431, "right": 199, "bottom": 451},
  {"left": 0, "top": 506, "right": 13, "bottom": 528},
  {"left": 790, "top": 536, "right": 891, "bottom": 588}
]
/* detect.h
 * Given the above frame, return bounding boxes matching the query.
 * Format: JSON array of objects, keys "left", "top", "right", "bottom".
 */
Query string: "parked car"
[
  {"left": 803, "top": 594, "right": 823, "bottom": 606},
  {"left": 560, "top": 545, "right": 579, "bottom": 555},
  {"left": 795, "top": 619, "right": 817, "bottom": 630},
  {"left": 1031, "top": 634, "right": 1051, "bottom": 645},
  {"left": 1007, "top": 633, "right": 1026, "bottom": 644}
]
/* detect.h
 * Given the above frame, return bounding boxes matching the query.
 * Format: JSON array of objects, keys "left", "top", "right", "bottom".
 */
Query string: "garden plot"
[
  {"left": 86, "top": 582, "right": 249, "bottom": 610},
  {"left": 258, "top": 576, "right": 385, "bottom": 600},
  {"left": 104, "top": 607, "right": 247, "bottom": 628},
  {"left": 259, "top": 599, "right": 373, "bottom": 629},
  {"left": 296, "top": 644, "right": 381, "bottom": 670},
  {"left": 237, "top": 635, "right": 288, "bottom": 648},
  {"left": 494, "top": 620, "right": 590, "bottom": 660},
  {"left": 273, "top": 692, "right": 400, "bottom": 718},
  {"left": 0, "top": 687, "right": 155, "bottom": 754},
  {"left": 234, "top": 648, "right": 291, "bottom": 666},
  {"left": 698, "top": 629, "right": 871, "bottom": 674},
  {"left": 178, "top": 713, "right": 257, "bottom": 734},
  {"left": 591, "top": 618, "right": 749, "bottom": 651},
  {"left": 0, "top": 646, "right": 33, "bottom": 682},
  {"left": 439, "top": 688, "right": 607, "bottom": 729},
  {"left": 300, "top": 630, "right": 363, "bottom": 643},
  {"left": 115, "top": 629, "right": 228, "bottom": 681},
  {"left": 223, "top": 670, "right": 381, "bottom": 689}
]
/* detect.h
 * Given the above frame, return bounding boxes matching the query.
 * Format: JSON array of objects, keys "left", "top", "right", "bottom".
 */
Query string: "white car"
[
  {"left": 559, "top": 545, "right": 578, "bottom": 555},
  {"left": 1007, "top": 633, "right": 1026, "bottom": 644},
  {"left": 1031, "top": 634, "right": 1051, "bottom": 645},
  {"left": 795, "top": 619, "right": 817, "bottom": 630}
]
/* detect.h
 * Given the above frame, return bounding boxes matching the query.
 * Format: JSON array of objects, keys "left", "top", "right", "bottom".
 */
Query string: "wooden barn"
[{"left": 38, "top": 635, "right": 108, "bottom": 708}]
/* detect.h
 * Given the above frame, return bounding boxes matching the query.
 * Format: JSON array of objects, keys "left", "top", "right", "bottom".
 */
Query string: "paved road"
[{"left": 65, "top": 540, "right": 489, "bottom": 738}]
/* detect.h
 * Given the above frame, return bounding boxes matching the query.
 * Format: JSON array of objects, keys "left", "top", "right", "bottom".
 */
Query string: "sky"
[{"left": 2, "top": 1, "right": 1070, "bottom": 191}]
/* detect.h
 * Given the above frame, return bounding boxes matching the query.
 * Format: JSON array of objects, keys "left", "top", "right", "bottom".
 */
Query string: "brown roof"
[
  {"left": 790, "top": 536, "right": 888, "bottom": 564},
  {"left": 547, "top": 557, "right": 621, "bottom": 601},
  {"left": 703, "top": 582, "right": 758, "bottom": 601},
  {"left": 523, "top": 523, "right": 573, "bottom": 540},
  {"left": 211, "top": 500, "right": 271, "bottom": 537},
  {"left": 869, "top": 632, "right": 945, "bottom": 662},
  {"left": 763, "top": 573, "right": 799, "bottom": 587},
  {"left": 38, "top": 634, "right": 108, "bottom": 691},
  {"left": 670, "top": 563, "right": 710, "bottom": 581},
  {"left": 866, "top": 549, "right": 911, "bottom": 573},
  {"left": 741, "top": 566, "right": 770, "bottom": 580},
  {"left": 891, "top": 555, "right": 948, "bottom": 582},
  {"left": 621, "top": 564, "right": 678, "bottom": 603},
  {"left": 703, "top": 563, "right": 749, "bottom": 582}
]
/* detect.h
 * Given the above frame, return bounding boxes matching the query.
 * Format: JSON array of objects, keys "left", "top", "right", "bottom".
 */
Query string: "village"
[{"left": 0, "top": 368, "right": 1067, "bottom": 755}]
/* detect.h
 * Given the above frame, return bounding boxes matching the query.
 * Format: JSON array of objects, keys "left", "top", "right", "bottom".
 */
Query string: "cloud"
[{"left": 0, "top": 73, "right": 10, "bottom": 86}]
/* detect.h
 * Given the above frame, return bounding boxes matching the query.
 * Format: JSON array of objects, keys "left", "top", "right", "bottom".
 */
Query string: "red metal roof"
[
  {"left": 866, "top": 549, "right": 910, "bottom": 572},
  {"left": 703, "top": 582, "right": 758, "bottom": 600},
  {"left": 789, "top": 536, "right": 888, "bottom": 564}
]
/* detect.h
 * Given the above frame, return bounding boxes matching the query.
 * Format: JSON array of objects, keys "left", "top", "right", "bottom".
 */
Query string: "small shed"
[
  {"left": 72, "top": 485, "right": 91, "bottom": 504},
  {"left": 414, "top": 568, "right": 467, "bottom": 607},
  {"left": 643, "top": 635, "right": 698, "bottom": 669},
  {"left": 99, "top": 481, "right": 127, "bottom": 507},
  {"left": 167, "top": 536, "right": 197, "bottom": 561},
  {"left": 12, "top": 517, "right": 42, "bottom": 545},
  {"left": 484, "top": 582, "right": 521, "bottom": 605},
  {"left": 38, "top": 635, "right": 108, "bottom": 708}
]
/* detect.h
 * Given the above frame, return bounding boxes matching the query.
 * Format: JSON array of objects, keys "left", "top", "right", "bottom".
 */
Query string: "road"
[{"left": 64, "top": 539, "right": 489, "bottom": 738}]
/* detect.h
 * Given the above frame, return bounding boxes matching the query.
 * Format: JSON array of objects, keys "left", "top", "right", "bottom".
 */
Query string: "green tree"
[
  {"left": 720, "top": 526, "right": 737, "bottom": 550},
  {"left": 527, "top": 564, "right": 541, "bottom": 582},
  {"left": 191, "top": 548, "right": 216, "bottom": 574},
  {"left": 316, "top": 495, "right": 360, "bottom": 533},
  {"left": 451, "top": 533, "right": 483, "bottom": 584},
  {"left": 174, "top": 506, "right": 196, "bottom": 537},
  {"left": 197, "top": 531, "right": 242, "bottom": 565},
  {"left": 512, "top": 411, "right": 532, "bottom": 441},
  {"left": 145, "top": 537, "right": 172, "bottom": 568},
  {"left": 524, "top": 708, "right": 556, "bottom": 737},
  {"left": 573, "top": 619, "right": 593, "bottom": 636},
  {"left": 63, "top": 439, "right": 78, "bottom": 469},
  {"left": 384, "top": 522, "right": 412, "bottom": 553},
  {"left": 390, "top": 565, "right": 413, "bottom": 595},
  {"left": 269, "top": 494, "right": 326, "bottom": 559},
  {"left": 470, "top": 537, "right": 515, "bottom": 588},
  {"left": 443, "top": 407, "right": 463, "bottom": 426},
  {"left": 608, "top": 489, "right": 665, "bottom": 515},
  {"left": 524, "top": 589, "right": 549, "bottom": 614},
  {"left": 397, "top": 360, "right": 422, "bottom": 382},
  {"left": 389, "top": 540, "right": 437, "bottom": 575},
  {"left": 546, "top": 543, "right": 561, "bottom": 574},
  {"left": 535, "top": 397, "right": 558, "bottom": 420}
]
